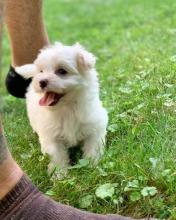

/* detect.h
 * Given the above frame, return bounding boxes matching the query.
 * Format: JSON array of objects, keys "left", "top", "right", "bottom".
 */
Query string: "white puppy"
[{"left": 16, "top": 42, "right": 108, "bottom": 175}]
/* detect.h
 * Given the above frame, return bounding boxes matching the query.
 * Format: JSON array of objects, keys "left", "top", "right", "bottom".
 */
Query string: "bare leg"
[
  {"left": 4, "top": 0, "right": 49, "bottom": 66},
  {"left": 4, "top": 0, "right": 49, "bottom": 97}
]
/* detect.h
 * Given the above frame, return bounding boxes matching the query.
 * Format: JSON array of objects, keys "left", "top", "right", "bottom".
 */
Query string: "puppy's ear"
[
  {"left": 75, "top": 43, "right": 96, "bottom": 73},
  {"left": 15, "top": 64, "right": 37, "bottom": 79}
]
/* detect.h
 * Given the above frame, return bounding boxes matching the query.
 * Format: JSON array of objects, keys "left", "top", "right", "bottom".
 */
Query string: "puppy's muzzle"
[{"left": 39, "top": 79, "right": 48, "bottom": 89}]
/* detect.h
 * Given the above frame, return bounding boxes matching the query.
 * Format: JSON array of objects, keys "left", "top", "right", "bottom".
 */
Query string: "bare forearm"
[
  {"left": 4, "top": 0, "right": 49, "bottom": 66},
  {"left": 0, "top": 115, "right": 9, "bottom": 164},
  {"left": 0, "top": 117, "right": 23, "bottom": 199},
  {"left": 0, "top": 134, "right": 8, "bottom": 164}
]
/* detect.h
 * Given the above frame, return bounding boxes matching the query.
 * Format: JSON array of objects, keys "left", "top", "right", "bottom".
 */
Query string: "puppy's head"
[{"left": 16, "top": 42, "right": 96, "bottom": 106}]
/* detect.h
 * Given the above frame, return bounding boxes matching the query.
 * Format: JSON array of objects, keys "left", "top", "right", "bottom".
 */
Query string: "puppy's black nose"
[{"left": 39, "top": 79, "right": 48, "bottom": 89}]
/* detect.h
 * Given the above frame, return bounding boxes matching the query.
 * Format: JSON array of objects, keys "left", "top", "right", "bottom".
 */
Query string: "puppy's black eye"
[
  {"left": 55, "top": 68, "right": 67, "bottom": 76},
  {"left": 40, "top": 70, "right": 43, "bottom": 73}
]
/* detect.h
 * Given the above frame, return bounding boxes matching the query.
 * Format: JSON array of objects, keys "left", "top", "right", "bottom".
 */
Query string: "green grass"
[{"left": 1, "top": 0, "right": 176, "bottom": 218}]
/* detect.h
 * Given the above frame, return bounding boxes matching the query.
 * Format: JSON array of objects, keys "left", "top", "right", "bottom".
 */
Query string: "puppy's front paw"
[
  {"left": 48, "top": 162, "right": 68, "bottom": 180},
  {"left": 83, "top": 139, "right": 105, "bottom": 166},
  {"left": 83, "top": 152, "right": 100, "bottom": 166}
]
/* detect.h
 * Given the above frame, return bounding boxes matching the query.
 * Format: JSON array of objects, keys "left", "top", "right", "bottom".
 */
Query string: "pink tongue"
[{"left": 39, "top": 92, "right": 59, "bottom": 106}]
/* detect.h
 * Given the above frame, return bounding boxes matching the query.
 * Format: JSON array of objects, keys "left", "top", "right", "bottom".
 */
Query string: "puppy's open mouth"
[{"left": 39, "top": 92, "right": 65, "bottom": 106}]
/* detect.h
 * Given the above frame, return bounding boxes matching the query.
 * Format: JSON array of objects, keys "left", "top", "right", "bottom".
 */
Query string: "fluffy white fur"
[{"left": 16, "top": 42, "right": 108, "bottom": 175}]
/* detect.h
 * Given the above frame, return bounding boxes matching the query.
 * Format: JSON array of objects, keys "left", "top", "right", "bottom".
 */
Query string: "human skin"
[
  {"left": 0, "top": 116, "right": 23, "bottom": 199},
  {"left": 3, "top": 0, "right": 49, "bottom": 66},
  {"left": 0, "top": 0, "right": 49, "bottom": 199}
]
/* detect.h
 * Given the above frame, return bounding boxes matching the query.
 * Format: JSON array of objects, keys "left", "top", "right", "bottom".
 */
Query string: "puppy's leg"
[
  {"left": 40, "top": 138, "right": 69, "bottom": 178},
  {"left": 82, "top": 135, "right": 105, "bottom": 165}
]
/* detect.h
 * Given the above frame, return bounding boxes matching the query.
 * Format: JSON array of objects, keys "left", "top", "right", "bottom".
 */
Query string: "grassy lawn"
[{"left": 2, "top": 0, "right": 176, "bottom": 219}]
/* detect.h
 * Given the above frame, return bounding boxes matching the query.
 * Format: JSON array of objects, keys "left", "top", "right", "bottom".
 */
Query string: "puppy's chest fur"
[{"left": 26, "top": 89, "right": 94, "bottom": 147}]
